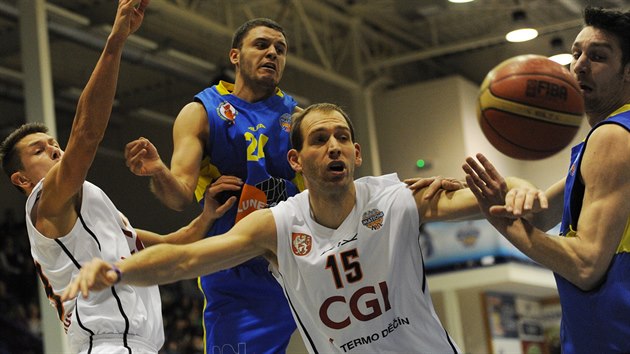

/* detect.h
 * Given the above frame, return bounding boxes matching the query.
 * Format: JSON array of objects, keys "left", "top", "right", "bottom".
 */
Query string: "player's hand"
[
  {"left": 110, "top": 0, "right": 149, "bottom": 42},
  {"left": 202, "top": 176, "right": 243, "bottom": 221},
  {"left": 404, "top": 176, "right": 467, "bottom": 199},
  {"left": 463, "top": 153, "right": 547, "bottom": 218},
  {"left": 61, "top": 258, "right": 119, "bottom": 301},
  {"left": 462, "top": 153, "right": 509, "bottom": 214},
  {"left": 490, "top": 183, "right": 549, "bottom": 218},
  {"left": 125, "top": 137, "right": 166, "bottom": 176}
]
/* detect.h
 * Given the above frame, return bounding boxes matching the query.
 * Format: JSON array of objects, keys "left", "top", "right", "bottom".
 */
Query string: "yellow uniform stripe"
[
  {"left": 195, "top": 156, "right": 221, "bottom": 202},
  {"left": 216, "top": 80, "right": 284, "bottom": 98}
]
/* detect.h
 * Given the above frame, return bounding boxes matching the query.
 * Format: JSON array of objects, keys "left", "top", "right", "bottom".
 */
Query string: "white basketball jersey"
[
  {"left": 25, "top": 180, "right": 164, "bottom": 353},
  {"left": 271, "top": 174, "right": 460, "bottom": 353}
]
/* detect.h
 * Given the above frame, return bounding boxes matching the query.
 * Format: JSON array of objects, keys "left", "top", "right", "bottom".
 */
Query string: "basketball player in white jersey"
[
  {"left": 0, "top": 1, "right": 236, "bottom": 352},
  {"left": 63, "top": 103, "right": 541, "bottom": 353}
]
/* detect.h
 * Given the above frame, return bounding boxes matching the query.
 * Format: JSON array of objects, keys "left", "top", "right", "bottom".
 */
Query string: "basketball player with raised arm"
[
  {"left": 464, "top": 7, "right": 630, "bottom": 353},
  {"left": 65, "top": 103, "right": 541, "bottom": 353},
  {"left": 0, "top": 1, "right": 233, "bottom": 352}
]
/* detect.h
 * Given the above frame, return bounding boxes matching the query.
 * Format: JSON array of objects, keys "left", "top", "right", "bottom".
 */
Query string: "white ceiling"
[{"left": 0, "top": 0, "right": 628, "bottom": 133}]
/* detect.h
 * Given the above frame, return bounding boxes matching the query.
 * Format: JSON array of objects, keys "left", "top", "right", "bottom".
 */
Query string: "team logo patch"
[
  {"left": 292, "top": 233, "right": 312, "bottom": 256},
  {"left": 279, "top": 113, "right": 292, "bottom": 133},
  {"left": 216, "top": 101, "right": 237, "bottom": 124},
  {"left": 361, "top": 209, "right": 384, "bottom": 230}
]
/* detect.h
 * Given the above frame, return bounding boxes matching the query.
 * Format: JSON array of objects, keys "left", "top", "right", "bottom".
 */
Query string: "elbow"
[
  {"left": 69, "top": 123, "right": 105, "bottom": 147},
  {"left": 166, "top": 200, "right": 188, "bottom": 212},
  {"left": 166, "top": 195, "right": 191, "bottom": 211},
  {"left": 571, "top": 261, "right": 607, "bottom": 291},
  {"left": 173, "top": 250, "right": 203, "bottom": 281},
  {"left": 171, "top": 262, "right": 192, "bottom": 282},
  {"left": 573, "top": 275, "right": 601, "bottom": 292}
]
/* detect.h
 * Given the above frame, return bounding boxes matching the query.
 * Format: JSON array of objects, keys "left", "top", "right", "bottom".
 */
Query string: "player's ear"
[
  {"left": 354, "top": 143, "right": 362, "bottom": 167},
  {"left": 10, "top": 171, "right": 30, "bottom": 189},
  {"left": 288, "top": 149, "right": 302, "bottom": 172},
  {"left": 229, "top": 48, "right": 239, "bottom": 66}
]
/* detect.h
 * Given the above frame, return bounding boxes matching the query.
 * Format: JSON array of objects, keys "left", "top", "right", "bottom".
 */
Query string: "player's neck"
[
  {"left": 308, "top": 185, "right": 356, "bottom": 229},
  {"left": 587, "top": 99, "right": 630, "bottom": 126},
  {"left": 232, "top": 79, "right": 275, "bottom": 103}
]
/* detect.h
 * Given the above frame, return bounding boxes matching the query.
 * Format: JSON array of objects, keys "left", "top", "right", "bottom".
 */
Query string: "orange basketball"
[{"left": 477, "top": 55, "right": 584, "bottom": 160}]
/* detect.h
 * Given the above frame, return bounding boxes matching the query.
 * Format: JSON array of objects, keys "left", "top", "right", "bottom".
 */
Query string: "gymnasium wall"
[{"left": 373, "top": 75, "right": 590, "bottom": 189}]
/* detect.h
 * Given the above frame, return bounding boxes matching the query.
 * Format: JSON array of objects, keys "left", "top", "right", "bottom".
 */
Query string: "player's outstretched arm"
[
  {"left": 511, "top": 177, "right": 565, "bottom": 231},
  {"left": 137, "top": 176, "right": 241, "bottom": 246},
  {"left": 35, "top": 0, "right": 148, "bottom": 237},
  {"left": 413, "top": 155, "right": 509, "bottom": 223},
  {"left": 147, "top": 102, "right": 209, "bottom": 211},
  {"left": 413, "top": 184, "right": 477, "bottom": 223},
  {"left": 404, "top": 176, "right": 467, "bottom": 200},
  {"left": 463, "top": 153, "right": 559, "bottom": 228},
  {"left": 62, "top": 208, "right": 276, "bottom": 299},
  {"left": 464, "top": 132, "right": 630, "bottom": 291},
  {"left": 414, "top": 153, "right": 548, "bottom": 223}
]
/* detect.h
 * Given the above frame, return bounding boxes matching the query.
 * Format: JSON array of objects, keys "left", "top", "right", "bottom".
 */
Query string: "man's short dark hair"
[
  {"left": 290, "top": 103, "right": 356, "bottom": 152},
  {"left": 1, "top": 122, "right": 48, "bottom": 191},
  {"left": 584, "top": 6, "right": 630, "bottom": 67},
  {"left": 231, "top": 18, "right": 287, "bottom": 49}
]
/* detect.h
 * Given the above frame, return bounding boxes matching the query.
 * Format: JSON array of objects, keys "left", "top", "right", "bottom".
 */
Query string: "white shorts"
[{"left": 78, "top": 334, "right": 158, "bottom": 354}]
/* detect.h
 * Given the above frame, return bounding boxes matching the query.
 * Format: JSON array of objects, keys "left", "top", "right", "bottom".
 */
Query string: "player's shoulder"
[
  {"left": 589, "top": 122, "right": 630, "bottom": 145},
  {"left": 589, "top": 108, "right": 630, "bottom": 135},
  {"left": 355, "top": 173, "right": 403, "bottom": 188},
  {"left": 174, "top": 102, "right": 208, "bottom": 130},
  {"left": 270, "top": 190, "right": 309, "bottom": 230},
  {"left": 583, "top": 123, "right": 630, "bottom": 173},
  {"left": 275, "top": 188, "right": 309, "bottom": 211},
  {"left": 355, "top": 173, "right": 407, "bottom": 200}
]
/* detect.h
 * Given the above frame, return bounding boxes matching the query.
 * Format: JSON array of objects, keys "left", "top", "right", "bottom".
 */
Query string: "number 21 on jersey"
[{"left": 244, "top": 132, "right": 268, "bottom": 161}]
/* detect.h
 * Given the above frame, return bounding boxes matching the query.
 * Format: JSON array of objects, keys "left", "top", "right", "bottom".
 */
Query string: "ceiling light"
[
  {"left": 549, "top": 53, "right": 573, "bottom": 66},
  {"left": 448, "top": 0, "right": 474, "bottom": 3},
  {"left": 505, "top": 10, "right": 538, "bottom": 43}
]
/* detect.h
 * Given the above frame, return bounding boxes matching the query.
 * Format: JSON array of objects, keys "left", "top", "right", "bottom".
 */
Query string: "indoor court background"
[{"left": 0, "top": 0, "right": 625, "bottom": 353}]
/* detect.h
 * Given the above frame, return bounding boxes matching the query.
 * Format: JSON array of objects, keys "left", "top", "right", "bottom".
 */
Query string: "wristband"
[{"left": 112, "top": 265, "right": 122, "bottom": 285}]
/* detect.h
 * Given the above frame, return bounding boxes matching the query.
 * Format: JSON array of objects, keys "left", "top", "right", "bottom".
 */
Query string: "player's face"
[
  {"left": 290, "top": 110, "right": 361, "bottom": 192},
  {"left": 231, "top": 26, "right": 287, "bottom": 90},
  {"left": 571, "top": 26, "right": 629, "bottom": 125},
  {"left": 13, "top": 133, "right": 63, "bottom": 190}
]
